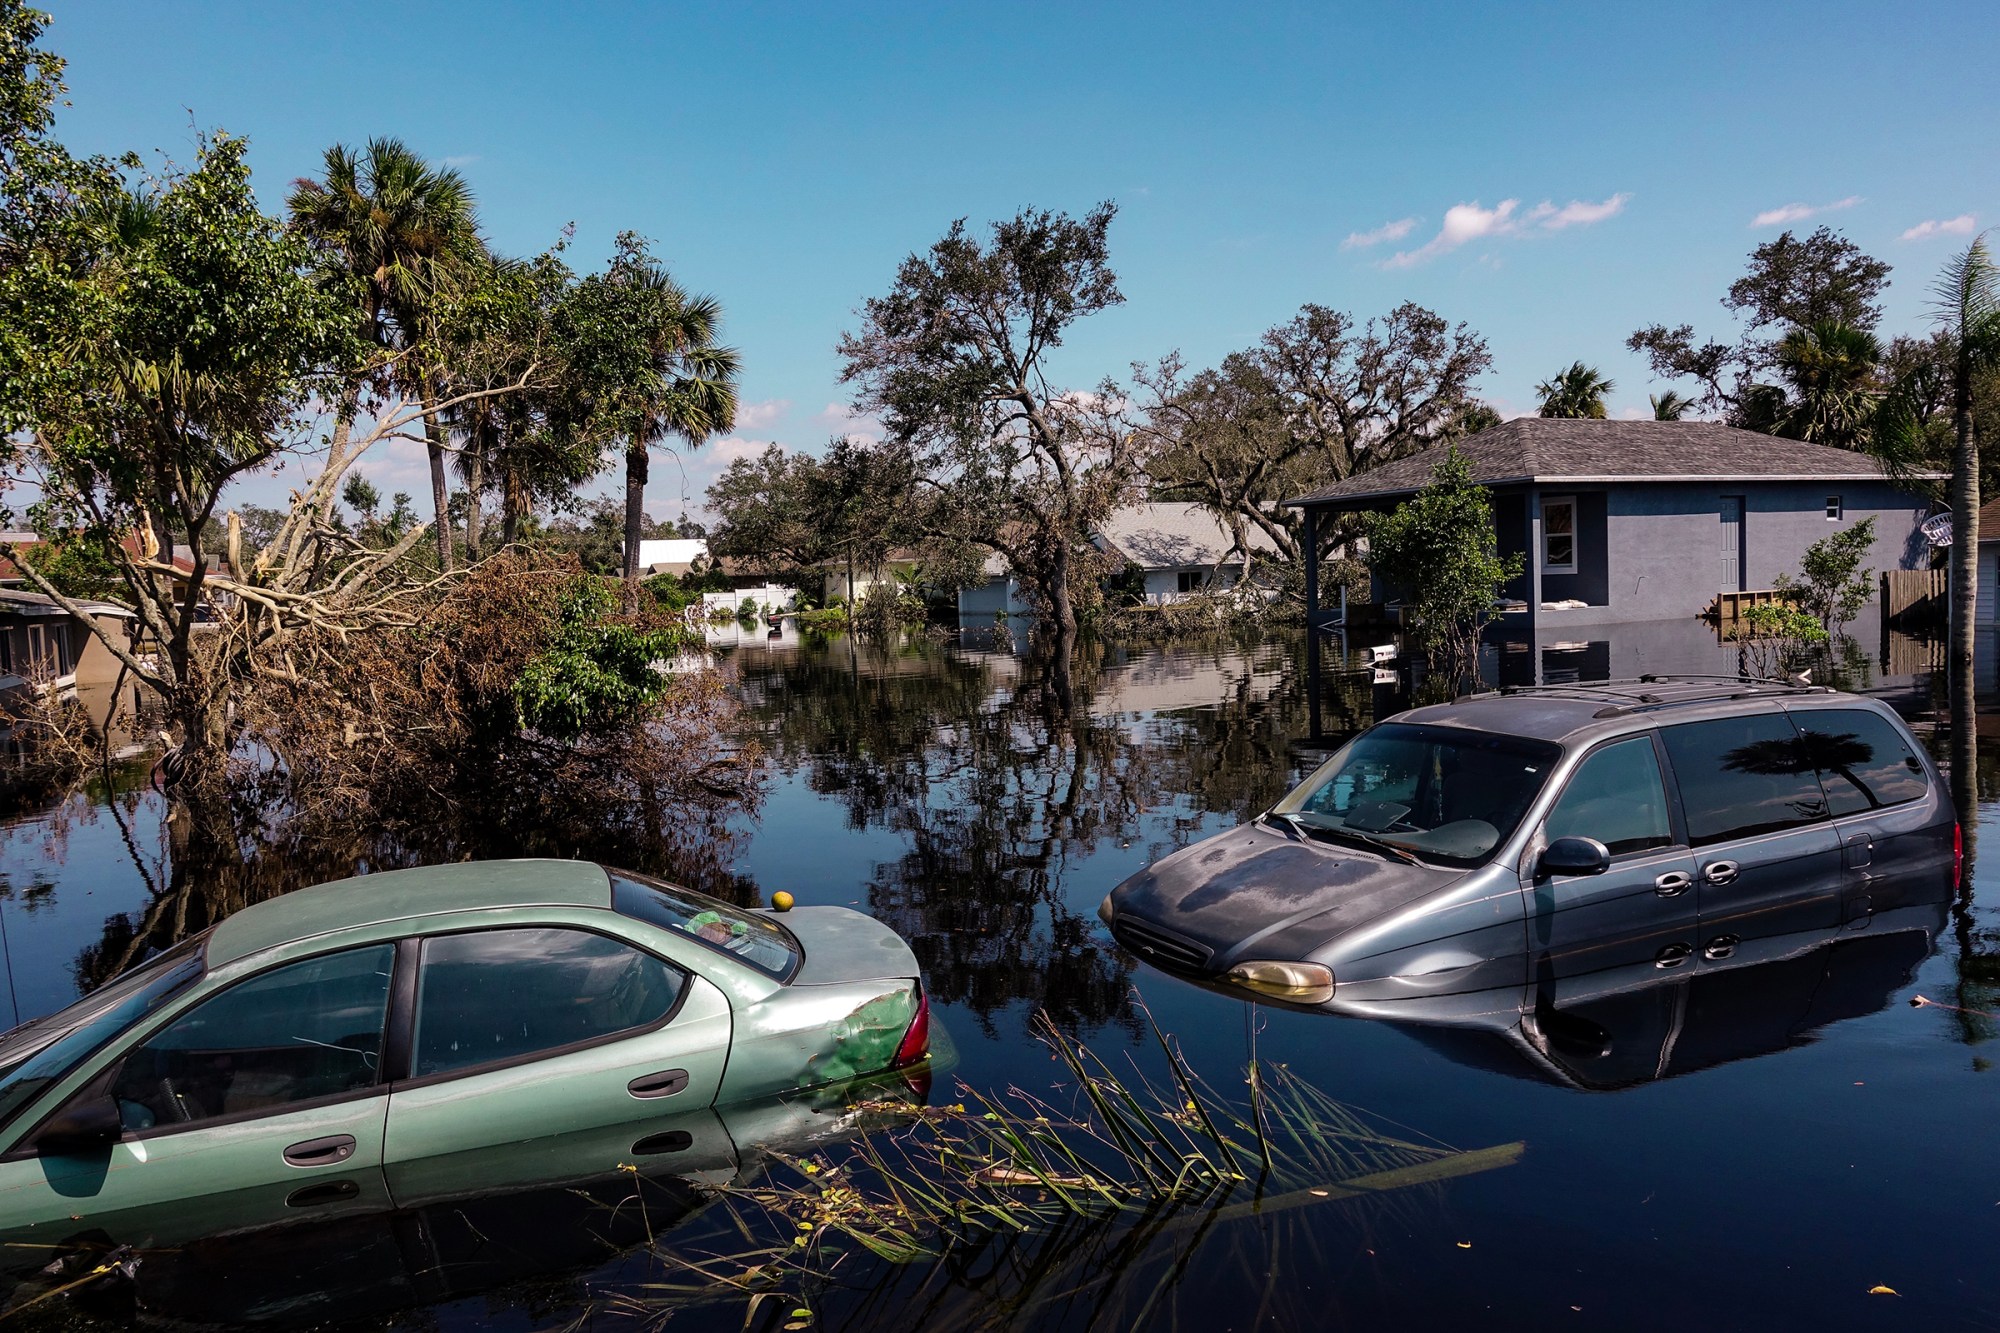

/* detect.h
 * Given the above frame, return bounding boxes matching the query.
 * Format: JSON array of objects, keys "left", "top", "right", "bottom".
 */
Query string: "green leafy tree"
[
  {"left": 1535, "top": 362, "right": 1613, "bottom": 418},
  {"left": 0, "top": 127, "right": 381, "bottom": 792},
  {"left": 554, "top": 233, "right": 738, "bottom": 603},
  {"left": 1363, "top": 447, "right": 1523, "bottom": 696},
  {"left": 1138, "top": 303, "right": 1492, "bottom": 571},
  {"left": 288, "top": 137, "right": 484, "bottom": 571},
  {"left": 341, "top": 472, "right": 381, "bottom": 526},
  {"left": 705, "top": 444, "right": 830, "bottom": 576},
  {"left": 511, "top": 576, "right": 691, "bottom": 740},
  {"left": 839, "top": 204, "right": 1140, "bottom": 656},
  {"left": 383, "top": 491, "right": 417, "bottom": 538},
  {"left": 1773, "top": 515, "right": 1877, "bottom": 636},
  {"left": 1756, "top": 321, "right": 1882, "bottom": 449},
  {"left": 1629, "top": 227, "right": 1891, "bottom": 415}
]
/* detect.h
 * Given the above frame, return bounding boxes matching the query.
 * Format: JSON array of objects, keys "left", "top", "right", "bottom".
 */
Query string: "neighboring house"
[
  {"left": 1289, "top": 419, "right": 1937, "bottom": 630},
  {"left": 1094, "top": 503, "right": 1277, "bottom": 605},
  {"left": 957, "top": 550, "right": 1031, "bottom": 619},
  {"left": 631, "top": 538, "right": 709, "bottom": 576},
  {"left": 821, "top": 551, "right": 922, "bottom": 606},
  {"left": 956, "top": 502, "right": 1278, "bottom": 618},
  {"left": 0, "top": 589, "right": 136, "bottom": 697}
]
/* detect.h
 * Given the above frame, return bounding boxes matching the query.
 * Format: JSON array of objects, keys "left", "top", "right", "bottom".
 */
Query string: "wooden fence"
[
  {"left": 1703, "top": 589, "right": 1790, "bottom": 624},
  {"left": 1882, "top": 568, "right": 1949, "bottom": 623}
]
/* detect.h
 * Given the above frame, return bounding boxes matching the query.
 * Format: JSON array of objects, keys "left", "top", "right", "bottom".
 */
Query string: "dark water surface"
[{"left": 1, "top": 628, "right": 1995, "bottom": 1330}]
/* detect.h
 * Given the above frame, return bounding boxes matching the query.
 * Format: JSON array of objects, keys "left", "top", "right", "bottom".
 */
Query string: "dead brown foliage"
[{"left": 241, "top": 551, "right": 763, "bottom": 890}]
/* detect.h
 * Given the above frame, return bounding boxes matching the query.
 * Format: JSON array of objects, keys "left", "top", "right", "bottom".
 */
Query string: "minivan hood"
[{"left": 1109, "top": 821, "right": 1465, "bottom": 969}]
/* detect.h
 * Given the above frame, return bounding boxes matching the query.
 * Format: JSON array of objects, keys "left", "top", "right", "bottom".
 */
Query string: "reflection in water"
[
  {"left": 1432, "top": 903, "right": 1950, "bottom": 1090},
  {"left": 731, "top": 634, "right": 1314, "bottom": 1038},
  {"left": 0, "top": 629, "right": 1995, "bottom": 1330}
]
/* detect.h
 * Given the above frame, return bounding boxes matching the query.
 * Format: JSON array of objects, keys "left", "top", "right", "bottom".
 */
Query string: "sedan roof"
[{"left": 206, "top": 859, "right": 613, "bottom": 967}]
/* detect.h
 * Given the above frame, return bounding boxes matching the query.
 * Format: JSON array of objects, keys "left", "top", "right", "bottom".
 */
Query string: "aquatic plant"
[{"left": 615, "top": 1008, "right": 1523, "bottom": 1329}]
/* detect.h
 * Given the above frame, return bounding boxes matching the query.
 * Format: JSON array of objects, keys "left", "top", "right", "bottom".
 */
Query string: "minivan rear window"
[
  {"left": 1661, "top": 714, "right": 1830, "bottom": 846},
  {"left": 1789, "top": 708, "right": 1930, "bottom": 816}
]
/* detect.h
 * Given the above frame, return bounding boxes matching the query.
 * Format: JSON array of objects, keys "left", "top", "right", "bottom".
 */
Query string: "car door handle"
[
  {"left": 1655, "top": 942, "right": 1692, "bottom": 969},
  {"left": 627, "top": 1069, "right": 690, "bottom": 1100},
  {"left": 283, "top": 1134, "right": 357, "bottom": 1167},
  {"left": 1702, "top": 860, "right": 1740, "bottom": 885},
  {"left": 1654, "top": 871, "right": 1692, "bottom": 897},
  {"left": 1704, "top": 934, "right": 1740, "bottom": 961}
]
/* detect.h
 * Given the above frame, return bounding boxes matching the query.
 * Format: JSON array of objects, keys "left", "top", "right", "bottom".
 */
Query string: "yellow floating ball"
[{"left": 772, "top": 891, "right": 795, "bottom": 912}]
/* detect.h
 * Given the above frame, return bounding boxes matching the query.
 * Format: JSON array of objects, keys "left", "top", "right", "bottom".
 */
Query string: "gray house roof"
[
  {"left": 1093, "top": 502, "right": 1275, "bottom": 570},
  {"left": 1287, "top": 418, "right": 1933, "bottom": 508}
]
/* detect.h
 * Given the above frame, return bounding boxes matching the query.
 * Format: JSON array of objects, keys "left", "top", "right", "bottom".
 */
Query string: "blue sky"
[{"left": 41, "top": 1, "right": 2000, "bottom": 515}]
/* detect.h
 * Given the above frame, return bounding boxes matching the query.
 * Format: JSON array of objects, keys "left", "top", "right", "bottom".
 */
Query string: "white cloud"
[
  {"left": 1341, "top": 217, "right": 1419, "bottom": 250},
  {"left": 1381, "top": 193, "right": 1627, "bottom": 268},
  {"left": 734, "top": 398, "right": 790, "bottom": 430},
  {"left": 1526, "top": 193, "right": 1631, "bottom": 230},
  {"left": 1750, "top": 195, "right": 1861, "bottom": 228},
  {"left": 1383, "top": 199, "right": 1520, "bottom": 268},
  {"left": 1902, "top": 214, "right": 1977, "bottom": 241},
  {"left": 441, "top": 154, "right": 480, "bottom": 169}
]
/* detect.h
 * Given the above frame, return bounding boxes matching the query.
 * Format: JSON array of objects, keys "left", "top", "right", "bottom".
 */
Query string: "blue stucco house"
[{"left": 1291, "top": 418, "right": 1937, "bottom": 635}]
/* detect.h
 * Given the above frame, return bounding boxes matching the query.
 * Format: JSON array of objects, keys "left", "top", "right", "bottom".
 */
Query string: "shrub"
[{"left": 1773, "top": 516, "right": 1877, "bottom": 636}]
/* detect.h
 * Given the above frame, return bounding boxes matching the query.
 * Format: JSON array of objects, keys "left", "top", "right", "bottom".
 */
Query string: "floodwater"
[{"left": 0, "top": 618, "right": 1994, "bottom": 1330}]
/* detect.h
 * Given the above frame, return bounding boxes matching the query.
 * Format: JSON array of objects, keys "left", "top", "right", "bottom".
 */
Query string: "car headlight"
[
  {"left": 1097, "top": 893, "right": 1115, "bottom": 926},
  {"left": 1223, "top": 960, "right": 1334, "bottom": 1001}
]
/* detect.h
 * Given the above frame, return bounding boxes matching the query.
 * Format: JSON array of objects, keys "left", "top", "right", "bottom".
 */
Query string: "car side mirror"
[
  {"left": 37, "top": 1096, "right": 123, "bottom": 1156},
  {"left": 1540, "top": 836, "right": 1611, "bottom": 877}
]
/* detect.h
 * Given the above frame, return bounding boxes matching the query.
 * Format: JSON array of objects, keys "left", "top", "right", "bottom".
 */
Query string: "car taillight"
[
  {"left": 1953, "top": 822, "right": 1964, "bottom": 892},
  {"left": 892, "top": 982, "right": 930, "bottom": 1068}
]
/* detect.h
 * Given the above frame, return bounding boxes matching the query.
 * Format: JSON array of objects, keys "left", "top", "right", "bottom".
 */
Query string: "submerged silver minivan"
[{"left": 1102, "top": 678, "right": 1959, "bottom": 1015}]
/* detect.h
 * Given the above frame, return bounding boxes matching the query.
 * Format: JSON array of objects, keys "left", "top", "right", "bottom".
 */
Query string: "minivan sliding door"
[{"left": 1658, "top": 714, "right": 1842, "bottom": 968}]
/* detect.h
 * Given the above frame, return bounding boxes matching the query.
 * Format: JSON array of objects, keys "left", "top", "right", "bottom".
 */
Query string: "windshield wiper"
[
  {"left": 1262, "top": 812, "right": 1419, "bottom": 864},
  {"left": 1261, "top": 810, "right": 1307, "bottom": 842}
]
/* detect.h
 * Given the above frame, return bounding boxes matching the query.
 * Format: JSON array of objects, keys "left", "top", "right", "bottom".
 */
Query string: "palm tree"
[
  {"left": 1934, "top": 236, "right": 2000, "bottom": 829},
  {"left": 1649, "top": 390, "right": 1697, "bottom": 421},
  {"left": 288, "top": 138, "right": 482, "bottom": 572},
  {"left": 1769, "top": 320, "right": 1881, "bottom": 449},
  {"left": 1536, "top": 362, "right": 1613, "bottom": 419},
  {"left": 616, "top": 260, "right": 740, "bottom": 600}
]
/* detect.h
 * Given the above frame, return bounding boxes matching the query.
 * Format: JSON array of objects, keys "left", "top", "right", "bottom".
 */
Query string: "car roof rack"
[{"left": 1450, "top": 674, "right": 1829, "bottom": 719}]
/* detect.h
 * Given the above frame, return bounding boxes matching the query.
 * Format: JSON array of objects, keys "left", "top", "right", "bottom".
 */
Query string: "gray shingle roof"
[
  {"left": 1286, "top": 418, "right": 1931, "bottom": 508},
  {"left": 1093, "top": 502, "right": 1276, "bottom": 570}
]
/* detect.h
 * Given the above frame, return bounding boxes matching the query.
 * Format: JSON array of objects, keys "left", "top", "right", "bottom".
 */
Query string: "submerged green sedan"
[{"left": 0, "top": 860, "right": 929, "bottom": 1229}]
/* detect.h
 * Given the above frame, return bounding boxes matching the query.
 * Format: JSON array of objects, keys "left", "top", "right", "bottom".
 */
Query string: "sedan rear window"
[
  {"left": 413, "top": 928, "right": 684, "bottom": 1078},
  {"left": 610, "top": 871, "right": 802, "bottom": 981},
  {"left": 1272, "top": 723, "right": 1562, "bottom": 866}
]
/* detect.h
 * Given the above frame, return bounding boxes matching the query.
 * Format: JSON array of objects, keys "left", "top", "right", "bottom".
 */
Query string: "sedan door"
[
  {"left": 0, "top": 943, "right": 398, "bottom": 1249},
  {"left": 1523, "top": 734, "right": 1700, "bottom": 1005},
  {"left": 382, "top": 925, "right": 733, "bottom": 1168},
  {"left": 1658, "top": 713, "right": 1843, "bottom": 968}
]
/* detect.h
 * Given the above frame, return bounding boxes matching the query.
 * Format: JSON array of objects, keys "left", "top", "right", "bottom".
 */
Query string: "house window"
[
  {"left": 1826, "top": 496, "right": 1842, "bottom": 521},
  {"left": 1542, "top": 496, "right": 1577, "bottom": 573},
  {"left": 23, "top": 622, "right": 62, "bottom": 677},
  {"left": 1176, "top": 570, "right": 1203, "bottom": 594}
]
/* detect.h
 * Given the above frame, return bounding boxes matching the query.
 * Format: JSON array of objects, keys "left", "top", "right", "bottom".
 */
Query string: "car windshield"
[
  {"left": 609, "top": 870, "right": 802, "bottom": 981},
  {"left": 0, "top": 931, "right": 208, "bottom": 1140},
  {"left": 1271, "top": 722, "right": 1562, "bottom": 867}
]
